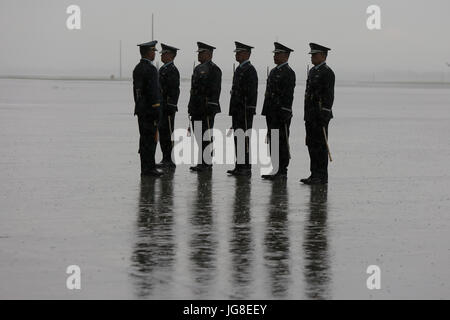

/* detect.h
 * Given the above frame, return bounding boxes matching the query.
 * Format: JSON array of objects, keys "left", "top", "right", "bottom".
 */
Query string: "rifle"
[{"left": 322, "top": 127, "right": 332, "bottom": 162}]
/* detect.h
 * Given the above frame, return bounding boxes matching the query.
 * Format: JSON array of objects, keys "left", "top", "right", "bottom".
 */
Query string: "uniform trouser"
[
  {"left": 232, "top": 113, "right": 254, "bottom": 169},
  {"left": 158, "top": 111, "right": 176, "bottom": 163},
  {"left": 266, "top": 117, "right": 291, "bottom": 174},
  {"left": 305, "top": 121, "right": 329, "bottom": 179},
  {"left": 191, "top": 114, "right": 215, "bottom": 166},
  {"left": 138, "top": 115, "right": 158, "bottom": 173}
]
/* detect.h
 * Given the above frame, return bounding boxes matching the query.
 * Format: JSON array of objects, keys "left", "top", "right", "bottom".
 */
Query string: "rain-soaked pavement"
[{"left": 0, "top": 78, "right": 449, "bottom": 299}]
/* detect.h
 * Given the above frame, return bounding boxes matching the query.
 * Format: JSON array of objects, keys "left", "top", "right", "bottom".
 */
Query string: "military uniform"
[
  {"left": 262, "top": 42, "right": 296, "bottom": 178},
  {"left": 158, "top": 43, "right": 180, "bottom": 167},
  {"left": 228, "top": 42, "right": 258, "bottom": 175},
  {"left": 133, "top": 40, "right": 162, "bottom": 176},
  {"left": 303, "top": 43, "right": 335, "bottom": 184},
  {"left": 188, "top": 42, "right": 222, "bottom": 171}
]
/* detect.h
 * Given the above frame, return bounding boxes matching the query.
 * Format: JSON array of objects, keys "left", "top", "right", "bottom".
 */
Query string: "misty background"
[{"left": 1, "top": 0, "right": 450, "bottom": 82}]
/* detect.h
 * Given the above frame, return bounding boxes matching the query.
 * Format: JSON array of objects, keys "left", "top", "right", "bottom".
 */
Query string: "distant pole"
[
  {"left": 152, "top": 13, "right": 154, "bottom": 40},
  {"left": 119, "top": 40, "right": 122, "bottom": 79}
]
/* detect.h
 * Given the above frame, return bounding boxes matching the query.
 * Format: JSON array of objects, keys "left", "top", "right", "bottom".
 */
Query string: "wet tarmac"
[{"left": 0, "top": 78, "right": 449, "bottom": 299}]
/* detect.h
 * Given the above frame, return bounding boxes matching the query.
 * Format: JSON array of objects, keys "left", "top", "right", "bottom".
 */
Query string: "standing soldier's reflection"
[
  {"left": 189, "top": 171, "right": 217, "bottom": 296},
  {"left": 303, "top": 184, "right": 331, "bottom": 299},
  {"left": 264, "top": 179, "right": 290, "bottom": 297},
  {"left": 229, "top": 176, "right": 253, "bottom": 298},
  {"left": 131, "top": 173, "right": 176, "bottom": 298}
]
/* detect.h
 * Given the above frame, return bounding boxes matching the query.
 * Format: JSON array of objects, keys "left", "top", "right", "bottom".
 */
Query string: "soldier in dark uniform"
[
  {"left": 301, "top": 43, "right": 335, "bottom": 185},
  {"left": 227, "top": 41, "right": 258, "bottom": 177},
  {"left": 156, "top": 43, "right": 180, "bottom": 169},
  {"left": 261, "top": 42, "right": 296, "bottom": 180},
  {"left": 133, "top": 40, "right": 163, "bottom": 177},
  {"left": 188, "top": 42, "right": 222, "bottom": 172}
]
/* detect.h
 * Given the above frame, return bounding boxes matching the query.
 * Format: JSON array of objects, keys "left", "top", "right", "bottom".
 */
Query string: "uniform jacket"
[
  {"left": 304, "top": 62, "right": 335, "bottom": 122},
  {"left": 133, "top": 59, "right": 161, "bottom": 118},
  {"left": 188, "top": 60, "right": 222, "bottom": 117},
  {"left": 229, "top": 60, "right": 258, "bottom": 117},
  {"left": 159, "top": 61, "right": 180, "bottom": 114},
  {"left": 262, "top": 62, "right": 296, "bottom": 122}
]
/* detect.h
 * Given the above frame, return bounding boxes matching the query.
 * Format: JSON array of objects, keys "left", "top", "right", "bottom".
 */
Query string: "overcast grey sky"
[{"left": 1, "top": 0, "right": 450, "bottom": 80}]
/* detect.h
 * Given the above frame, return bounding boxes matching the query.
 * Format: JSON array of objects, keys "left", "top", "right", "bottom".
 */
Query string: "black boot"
[
  {"left": 155, "top": 161, "right": 165, "bottom": 169},
  {"left": 233, "top": 167, "right": 251, "bottom": 177},
  {"left": 300, "top": 175, "right": 313, "bottom": 184},
  {"left": 190, "top": 164, "right": 210, "bottom": 172},
  {"left": 156, "top": 160, "right": 176, "bottom": 169},
  {"left": 141, "top": 168, "right": 163, "bottom": 177},
  {"left": 304, "top": 176, "right": 327, "bottom": 185},
  {"left": 262, "top": 169, "right": 287, "bottom": 180},
  {"left": 227, "top": 164, "right": 245, "bottom": 176}
]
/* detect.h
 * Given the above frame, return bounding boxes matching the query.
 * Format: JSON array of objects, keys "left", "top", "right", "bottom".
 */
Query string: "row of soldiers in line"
[{"left": 133, "top": 40, "right": 335, "bottom": 185}]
